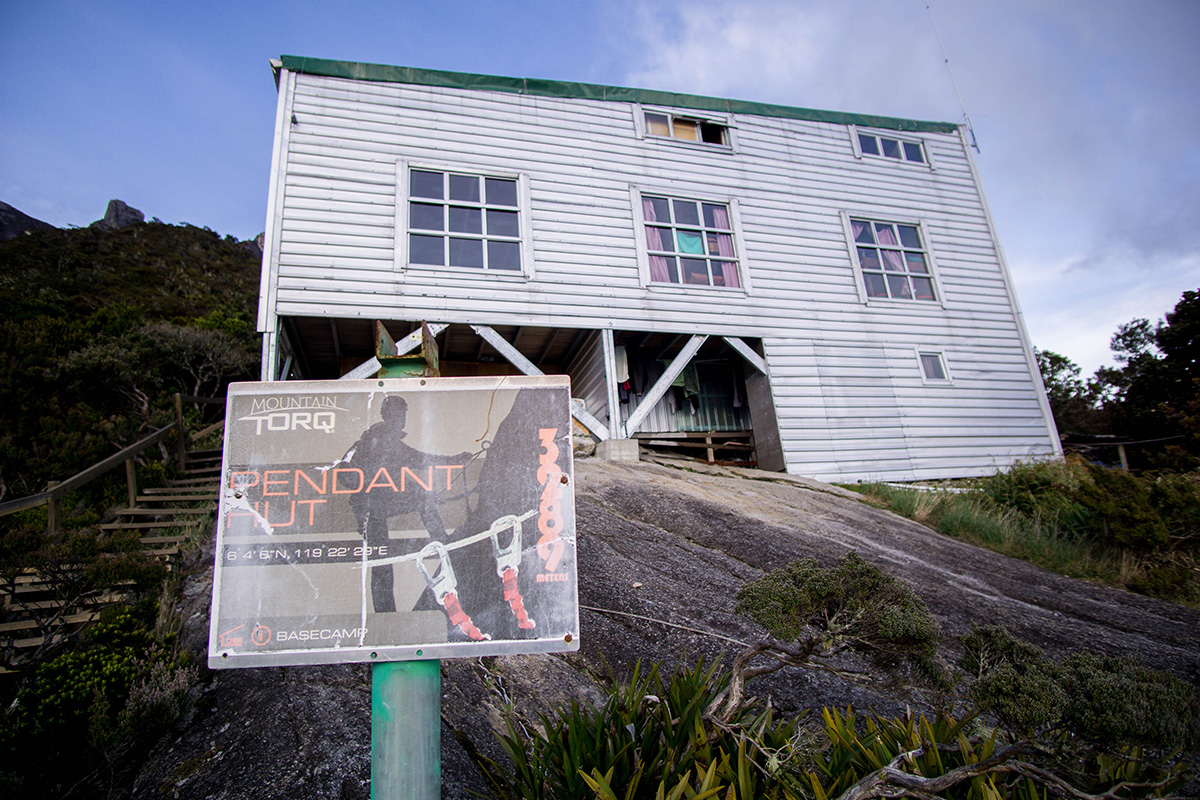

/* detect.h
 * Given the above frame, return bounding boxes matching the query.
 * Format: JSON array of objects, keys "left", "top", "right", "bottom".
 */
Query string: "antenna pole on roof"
[{"left": 927, "top": 4, "right": 980, "bottom": 153}]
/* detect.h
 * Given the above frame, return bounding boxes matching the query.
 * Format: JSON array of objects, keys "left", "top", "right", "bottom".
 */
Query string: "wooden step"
[
  {"left": 101, "top": 519, "right": 208, "bottom": 531},
  {"left": 136, "top": 493, "right": 218, "bottom": 503},
  {"left": 169, "top": 475, "right": 222, "bottom": 486},
  {"left": 102, "top": 515, "right": 208, "bottom": 527},
  {"left": 138, "top": 535, "right": 187, "bottom": 546},
  {"left": 180, "top": 466, "right": 221, "bottom": 477},
  {"left": 5, "top": 592, "right": 126, "bottom": 612},
  {"left": 116, "top": 507, "right": 213, "bottom": 517},
  {"left": 0, "top": 611, "right": 99, "bottom": 635}
]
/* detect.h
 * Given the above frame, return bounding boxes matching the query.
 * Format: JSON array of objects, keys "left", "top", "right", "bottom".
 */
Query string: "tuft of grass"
[{"left": 850, "top": 459, "right": 1200, "bottom": 608}]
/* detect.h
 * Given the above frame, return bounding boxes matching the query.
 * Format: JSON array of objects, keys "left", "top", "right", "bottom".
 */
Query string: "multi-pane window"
[
  {"left": 407, "top": 169, "right": 522, "bottom": 271},
  {"left": 851, "top": 219, "right": 936, "bottom": 301},
  {"left": 645, "top": 112, "right": 728, "bottom": 145},
  {"left": 858, "top": 132, "right": 925, "bottom": 164},
  {"left": 642, "top": 195, "right": 740, "bottom": 288}
]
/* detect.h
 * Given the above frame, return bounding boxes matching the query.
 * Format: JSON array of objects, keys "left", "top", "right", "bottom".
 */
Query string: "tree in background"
[
  {"left": 0, "top": 222, "right": 260, "bottom": 498},
  {"left": 1038, "top": 288, "right": 1199, "bottom": 470},
  {"left": 1034, "top": 348, "right": 1106, "bottom": 435}
]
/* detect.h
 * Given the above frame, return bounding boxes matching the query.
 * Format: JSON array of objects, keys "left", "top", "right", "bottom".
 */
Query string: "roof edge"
[{"left": 279, "top": 55, "right": 959, "bottom": 135}]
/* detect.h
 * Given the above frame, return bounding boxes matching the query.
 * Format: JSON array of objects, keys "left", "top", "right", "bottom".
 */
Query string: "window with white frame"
[
  {"left": 857, "top": 131, "right": 926, "bottom": 164},
  {"left": 850, "top": 218, "right": 937, "bottom": 301},
  {"left": 918, "top": 351, "right": 949, "bottom": 381},
  {"left": 641, "top": 195, "right": 741, "bottom": 288},
  {"left": 407, "top": 169, "right": 523, "bottom": 271},
  {"left": 644, "top": 111, "right": 728, "bottom": 145}
]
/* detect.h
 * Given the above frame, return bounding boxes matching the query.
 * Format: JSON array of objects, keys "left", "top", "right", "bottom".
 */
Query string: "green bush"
[
  {"left": 1076, "top": 464, "right": 1169, "bottom": 550},
  {"left": 977, "top": 459, "right": 1090, "bottom": 533},
  {"left": 962, "top": 624, "right": 1199, "bottom": 752},
  {"left": 0, "top": 604, "right": 196, "bottom": 797},
  {"left": 735, "top": 551, "right": 942, "bottom": 666},
  {"left": 852, "top": 459, "right": 1200, "bottom": 605}
]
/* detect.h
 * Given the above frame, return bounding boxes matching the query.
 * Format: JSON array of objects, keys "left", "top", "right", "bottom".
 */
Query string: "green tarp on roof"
[{"left": 278, "top": 55, "right": 958, "bottom": 135}]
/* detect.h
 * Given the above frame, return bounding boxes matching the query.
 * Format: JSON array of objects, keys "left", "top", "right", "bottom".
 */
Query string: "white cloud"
[
  {"left": 620, "top": 0, "right": 1200, "bottom": 376},
  {"left": 624, "top": 0, "right": 957, "bottom": 120}
]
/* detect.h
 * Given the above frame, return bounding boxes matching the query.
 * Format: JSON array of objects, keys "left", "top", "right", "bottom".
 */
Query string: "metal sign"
[{"left": 208, "top": 376, "right": 578, "bottom": 668}]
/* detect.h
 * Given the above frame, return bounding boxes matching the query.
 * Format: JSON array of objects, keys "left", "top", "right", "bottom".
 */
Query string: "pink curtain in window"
[
  {"left": 710, "top": 205, "right": 730, "bottom": 230},
  {"left": 876, "top": 225, "right": 898, "bottom": 246},
  {"left": 713, "top": 233, "right": 734, "bottom": 257},
  {"left": 881, "top": 250, "right": 904, "bottom": 271},
  {"left": 643, "top": 198, "right": 672, "bottom": 282},
  {"left": 719, "top": 262, "right": 740, "bottom": 288},
  {"left": 709, "top": 207, "right": 737, "bottom": 285}
]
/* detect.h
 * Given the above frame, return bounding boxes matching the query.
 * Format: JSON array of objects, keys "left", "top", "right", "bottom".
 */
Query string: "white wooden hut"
[{"left": 256, "top": 55, "right": 1060, "bottom": 482}]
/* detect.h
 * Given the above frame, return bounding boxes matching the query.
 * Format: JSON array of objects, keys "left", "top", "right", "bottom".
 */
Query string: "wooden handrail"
[
  {"left": 0, "top": 423, "right": 174, "bottom": 520},
  {"left": 0, "top": 393, "right": 225, "bottom": 527}
]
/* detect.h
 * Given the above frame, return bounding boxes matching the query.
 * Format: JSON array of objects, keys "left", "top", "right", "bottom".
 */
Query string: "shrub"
[
  {"left": 735, "top": 551, "right": 942, "bottom": 665},
  {"left": 481, "top": 660, "right": 809, "bottom": 800},
  {"left": 853, "top": 460, "right": 1200, "bottom": 605},
  {"left": 961, "top": 624, "right": 1199, "bottom": 751},
  {"left": 0, "top": 604, "right": 197, "bottom": 797},
  {"left": 1077, "top": 464, "right": 1169, "bottom": 550}
]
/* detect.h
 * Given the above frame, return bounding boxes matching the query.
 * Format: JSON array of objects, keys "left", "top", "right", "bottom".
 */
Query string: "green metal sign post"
[
  {"left": 208, "top": 321, "right": 579, "bottom": 800},
  {"left": 372, "top": 322, "right": 442, "bottom": 800},
  {"left": 372, "top": 659, "right": 440, "bottom": 798}
]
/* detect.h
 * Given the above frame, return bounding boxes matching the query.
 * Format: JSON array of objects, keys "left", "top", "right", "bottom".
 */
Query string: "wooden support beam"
[
  {"left": 470, "top": 325, "right": 540, "bottom": 376},
  {"left": 536, "top": 328, "right": 562, "bottom": 365},
  {"left": 340, "top": 357, "right": 382, "bottom": 380},
  {"left": 624, "top": 335, "right": 707, "bottom": 436},
  {"left": 601, "top": 330, "right": 623, "bottom": 439},
  {"left": 125, "top": 458, "right": 138, "bottom": 509},
  {"left": 571, "top": 400, "right": 610, "bottom": 442},
  {"left": 655, "top": 334, "right": 685, "bottom": 361},
  {"left": 560, "top": 329, "right": 589, "bottom": 369},
  {"left": 468, "top": 325, "right": 609, "bottom": 441},
  {"left": 721, "top": 336, "right": 767, "bottom": 375},
  {"left": 394, "top": 323, "right": 448, "bottom": 357},
  {"left": 338, "top": 323, "right": 449, "bottom": 380},
  {"left": 329, "top": 319, "right": 343, "bottom": 365}
]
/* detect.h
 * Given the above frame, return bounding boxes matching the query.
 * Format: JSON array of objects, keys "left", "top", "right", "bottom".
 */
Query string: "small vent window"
[{"left": 919, "top": 352, "right": 949, "bottom": 381}]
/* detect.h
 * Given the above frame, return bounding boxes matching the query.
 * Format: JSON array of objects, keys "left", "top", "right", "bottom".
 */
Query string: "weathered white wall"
[{"left": 260, "top": 69, "right": 1059, "bottom": 481}]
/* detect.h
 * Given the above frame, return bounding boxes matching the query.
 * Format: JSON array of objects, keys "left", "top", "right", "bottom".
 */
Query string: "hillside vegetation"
[
  {"left": 0, "top": 217, "right": 261, "bottom": 796},
  {"left": 0, "top": 220, "right": 261, "bottom": 500}
]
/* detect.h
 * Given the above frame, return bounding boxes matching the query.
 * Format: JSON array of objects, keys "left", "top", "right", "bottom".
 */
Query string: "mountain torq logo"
[{"left": 238, "top": 395, "right": 347, "bottom": 434}]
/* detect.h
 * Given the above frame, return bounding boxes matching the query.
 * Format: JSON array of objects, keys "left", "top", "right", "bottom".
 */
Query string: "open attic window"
[{"left": 645, "top": 111, "right": 728, "bottom": 145}]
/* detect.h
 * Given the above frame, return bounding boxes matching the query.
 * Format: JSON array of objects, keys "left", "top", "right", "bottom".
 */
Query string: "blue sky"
[{"left": 2, "top": 0, "right": 1197, "bottom": 375}]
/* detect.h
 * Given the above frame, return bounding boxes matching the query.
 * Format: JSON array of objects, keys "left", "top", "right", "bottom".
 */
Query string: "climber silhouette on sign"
[{"left": 343, "top": 395, "right": 470, "bottom": 612}]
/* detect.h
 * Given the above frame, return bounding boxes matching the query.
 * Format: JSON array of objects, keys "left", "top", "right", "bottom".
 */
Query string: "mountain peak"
[{"left": 0, "top": 201, "right": 56, "bottom": 241}]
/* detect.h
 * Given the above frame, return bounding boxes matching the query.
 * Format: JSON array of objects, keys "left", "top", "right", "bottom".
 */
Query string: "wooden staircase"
[
  {"left": 101, "top": 446, "right": 222, "bottom": 566},
  {"left": 1, "top": 443, "right": 223, "bottom": 669}
]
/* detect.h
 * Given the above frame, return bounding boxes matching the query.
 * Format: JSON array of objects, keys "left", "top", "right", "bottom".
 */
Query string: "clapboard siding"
[
  {"left": 260, "top": 66, "right": 1058, "bottom": 481},
  {"left": 565, "top": 331, "right": 610, "bottom": 431}
]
